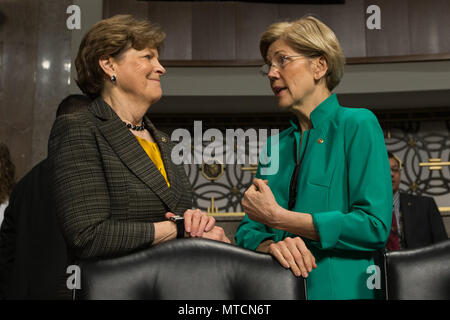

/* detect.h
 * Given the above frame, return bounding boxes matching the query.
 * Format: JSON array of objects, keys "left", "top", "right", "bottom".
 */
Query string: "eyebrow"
[{"left": 266, "top": 50, "right": 287, "bottom": 61}]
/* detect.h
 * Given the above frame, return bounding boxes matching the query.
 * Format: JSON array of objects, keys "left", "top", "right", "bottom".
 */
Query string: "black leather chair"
[
  {"left": 75, "top": 238, "right": 306, "bottom": 300},
  {"left": 384, "top": 239, "right": 450, "bottom": 300}
]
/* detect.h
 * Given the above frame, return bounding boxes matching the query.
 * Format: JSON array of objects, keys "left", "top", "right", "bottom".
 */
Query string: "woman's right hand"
[
  {"left": 201, "top": 226, "right": 231, "bottom": 244},
  {"left": 268, "top": 237, "right": 317, "bottom": 278}
]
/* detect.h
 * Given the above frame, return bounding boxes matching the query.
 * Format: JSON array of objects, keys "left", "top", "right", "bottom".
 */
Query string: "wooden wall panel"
[
  {"left": 101, "top": 0, "right": 450, "bottom": 64},
  {"left": 148, "top": 2, "right": 192, "bottom": 60},
  {"left": 235, "top": 3, "right": 278, "bottom": 61},
  {"left": 103, "top": 0, "right": 149, "bottom": 20},
  {"left": 365, "top": 0, "right": 410, "bottom": 57},
  {"left": 408, "top": 0, "right": 450, "bottom": 55},
  {"left": 191, "top": 2, "right": 236, "bottom": 60}
]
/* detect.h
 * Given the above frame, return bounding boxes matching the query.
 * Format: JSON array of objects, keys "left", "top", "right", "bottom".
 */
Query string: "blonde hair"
[
  {"left": 260, "top": 16, "right": 345, "bottom": 91},
  {"left": 75, "top": 15, "right": 165, "bottom": 98}
]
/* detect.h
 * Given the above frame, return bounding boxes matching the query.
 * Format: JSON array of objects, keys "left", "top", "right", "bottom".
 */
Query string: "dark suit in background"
[
  {"left": 0, "top": 160, "right": 69, "bottom": 299},
  {"left": 400, "top": 193, "right": 447, "bottom": 249},
  {"left": 48, "top": 97, "right": 193, "bottom": 260}
]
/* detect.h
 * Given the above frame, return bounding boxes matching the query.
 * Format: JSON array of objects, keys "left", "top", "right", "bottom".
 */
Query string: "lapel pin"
[
  {"left": 318, "top": 138, "right": 324, "bottom": 144},
  {"left": 161, "top": 137, "right": 167, "bottom": 143}
]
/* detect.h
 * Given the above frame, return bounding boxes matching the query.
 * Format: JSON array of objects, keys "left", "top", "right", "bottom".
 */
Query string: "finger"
[
  {"left": 269, "top": 244, "right": 290, "bottom": 269},
  {"left": 282, "top": 240, "right": 306, "bottom": 278},
  {"left": 195, "top": 214, "right": 209, "bottom": 237},
  {"left": 291, "top": 239, "right": 311, "bottom": 273},
  {"left": 245, "top": 184, "right": 256, "bottom": 195},
  {"left": 165, "top": 212, "right": 175, "bottom": 220},
  {"left": 253, "top": 178, "right": 266, "bottom": 192},
  {"left": 204, "top": 215, "right": 215, "bottom": 232},
  {"left": 183, "top": 210, "right": 193, "bottom": 233},
  {"left": 263, "top": 179, "right": 269, "bottom": 185},
  {"left": 296, "top": 239, "right": 316, "bottom": 272},
  {"left": 190, "top": 209, "right": 202, "bottom": 236}
]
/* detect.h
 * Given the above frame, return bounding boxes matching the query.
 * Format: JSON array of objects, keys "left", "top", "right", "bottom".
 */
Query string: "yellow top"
[{"left": 135, "top": 136, "right": 170, "bottom": 187}]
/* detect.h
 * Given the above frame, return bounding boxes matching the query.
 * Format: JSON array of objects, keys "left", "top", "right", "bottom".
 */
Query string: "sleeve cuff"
[{"left": 312, "top": 210, "right": 344, "bottom": 249}]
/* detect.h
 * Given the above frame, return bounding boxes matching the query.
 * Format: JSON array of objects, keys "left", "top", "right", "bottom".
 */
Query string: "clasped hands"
[
  {"left": 242, "top": 178, "right": 317, "bottom": 278},
  {"left": 165, "top": 210, "right": 230, "bottom": 243}
]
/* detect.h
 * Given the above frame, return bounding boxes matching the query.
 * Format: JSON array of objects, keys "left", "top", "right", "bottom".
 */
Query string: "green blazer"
[
  {"left": 235, "top": 94, "right": 392, "bottom": 300},
  {"left": 48, "top": 98, "right": 193, "bottom": 260}
]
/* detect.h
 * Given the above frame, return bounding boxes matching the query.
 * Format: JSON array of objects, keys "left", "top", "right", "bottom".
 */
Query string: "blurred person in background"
[{"left": 0, "top": 143, "right": 15, "bottom": 227}]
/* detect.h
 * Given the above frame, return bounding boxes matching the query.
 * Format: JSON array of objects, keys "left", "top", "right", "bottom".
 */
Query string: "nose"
[
  {"left": 267, "top": 65, "right": 280, "bottom": 80},
  {"left": 154, "top": 59, "right": 166, "bottom": 76}
]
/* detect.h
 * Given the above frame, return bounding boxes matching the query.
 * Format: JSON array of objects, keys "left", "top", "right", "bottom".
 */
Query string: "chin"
[{"left": 276, "top": 98, "right": 293, "bottom": 110}]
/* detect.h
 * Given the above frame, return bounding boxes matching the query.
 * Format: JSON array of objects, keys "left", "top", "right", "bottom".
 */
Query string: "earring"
[{"left": 110, "top": 75, "right": 116, "bottom": 83}]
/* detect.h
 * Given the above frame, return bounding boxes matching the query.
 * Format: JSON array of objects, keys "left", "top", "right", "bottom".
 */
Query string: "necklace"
[{"left": 123, "top": 121, "right": 145, "bottom": 131}]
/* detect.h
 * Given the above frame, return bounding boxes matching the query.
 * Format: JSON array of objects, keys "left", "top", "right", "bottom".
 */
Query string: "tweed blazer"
[{"left": 48, "top": 97, "right": 193, "bottom": 260}]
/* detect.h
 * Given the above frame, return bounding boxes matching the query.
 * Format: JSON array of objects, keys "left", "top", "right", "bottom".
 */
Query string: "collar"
[
  {"left": 289, "top": 93, "right": 340, "bottom": 131},
  {"left": 88, "top": 96, "right": 118, "bottom": 120}
]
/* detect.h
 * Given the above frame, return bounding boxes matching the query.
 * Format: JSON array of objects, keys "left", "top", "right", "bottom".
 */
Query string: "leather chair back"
[
  {"left": 384, "top": 239, "right": 450, "bottom": 300},
  {"left": 75, "top": 238, "right": 306, "bottom": 300}
]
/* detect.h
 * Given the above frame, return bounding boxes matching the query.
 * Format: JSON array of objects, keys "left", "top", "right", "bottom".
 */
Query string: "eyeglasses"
[
  {"left": 390, "top": 167, "right": 401, "bottom": 173},
  {"left": 260, "top": 54, "right": 304, "bottom": 76}
]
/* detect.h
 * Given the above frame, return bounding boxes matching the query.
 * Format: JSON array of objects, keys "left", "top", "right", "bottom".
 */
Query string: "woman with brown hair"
[
  {"left": 0, "top": 143, "right": 15, "bottom": 226},
  {"left": 48, "top": 15, "right": 229, "bottom": 261}
]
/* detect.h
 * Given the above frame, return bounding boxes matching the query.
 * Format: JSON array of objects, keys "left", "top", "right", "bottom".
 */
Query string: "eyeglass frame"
[{"left": 260, "top": 54, "right": 305, "bottom": 76}]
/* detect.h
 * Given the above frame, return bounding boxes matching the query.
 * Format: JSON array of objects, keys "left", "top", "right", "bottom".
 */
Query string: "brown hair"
[
  {"left": 260, "top": 16, "right": 345, "bottom": 91},
  {"left": 75, "top": 15, "right": 165, "bottom": 99},
  {"left": 0, "top": 143, "right": 15, "bottom": 203}
]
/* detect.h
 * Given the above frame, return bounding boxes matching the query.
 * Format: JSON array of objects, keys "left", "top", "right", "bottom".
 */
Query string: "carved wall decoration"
[{"left": 153, "top": 110, "right": 450, "bottom": 217}]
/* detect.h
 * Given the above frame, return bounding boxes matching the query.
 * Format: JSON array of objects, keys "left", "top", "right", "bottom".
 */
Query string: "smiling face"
[
  {"left": 112, "top": 47, "right": 166, "bottom": 105},
  {"left": 266, "top": 39, "right": 317, "bottom": 110}
]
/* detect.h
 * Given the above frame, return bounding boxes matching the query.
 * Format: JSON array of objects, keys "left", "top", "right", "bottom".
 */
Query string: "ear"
[
  {"left": 98, "top": 56, "right": 116, "bottom": 79},
  {"left": 312, "top": 56, "right": 328, "bottom": 81}
]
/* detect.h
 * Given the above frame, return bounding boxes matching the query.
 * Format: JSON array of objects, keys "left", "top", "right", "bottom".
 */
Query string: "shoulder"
[
  {"left": 51, "top": 112, "right": 95, "bottom": 136},
  {"left": 338, "top": 107, "right": 378, "bottom": 126},
  {"left": 49, "top": 112, "right": 101, "bottom": 150},
  {"left": 400, "top": 192, "right": 435, "bottom": 205},
  {"left": 337, "top": 107, "right": 382, "bottom": 138}
]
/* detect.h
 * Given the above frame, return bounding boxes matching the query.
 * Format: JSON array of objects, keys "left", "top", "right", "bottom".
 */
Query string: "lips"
[{"left": 272, "top": 86, "right": 287, "bottom": 96}]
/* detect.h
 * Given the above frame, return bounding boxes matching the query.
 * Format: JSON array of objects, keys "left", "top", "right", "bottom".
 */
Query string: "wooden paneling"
[
  {"left": 191, "top": 2, "right": 237, "bottom": 60},
  {"left": 235, "top": 3, "right": 278, "bottom": 60},
  {"left": 408, "top": 0, "right": 450, "bottom": 55},
  {"left": 365, "top": 0, "right": 410, "bottom": 57},
  {"left": 102, "top": 0, "right": 450, "bottom": 65},
  {"left": 103, "top": 0, "right": 149, "bottom": 20},
  {"left": 148, "top": 2, "right": 192, "bottom": 60}
]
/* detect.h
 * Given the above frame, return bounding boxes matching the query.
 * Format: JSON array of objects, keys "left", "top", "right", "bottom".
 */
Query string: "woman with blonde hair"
[{"left": 235, "top": 16, "right": 392, "bottom": 299}]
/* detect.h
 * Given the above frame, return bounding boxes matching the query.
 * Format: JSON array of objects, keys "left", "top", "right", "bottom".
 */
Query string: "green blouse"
[{"left": 235, "top": 94, "right": 392, "bottom": 300}]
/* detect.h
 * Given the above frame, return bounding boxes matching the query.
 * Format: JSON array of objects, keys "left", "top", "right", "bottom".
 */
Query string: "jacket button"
[
  {"left": 318, "top": 138, "right": 324, "bottom": 144},
  {"left": 162, "top": 137, "right": 167, "bottom": 143}
]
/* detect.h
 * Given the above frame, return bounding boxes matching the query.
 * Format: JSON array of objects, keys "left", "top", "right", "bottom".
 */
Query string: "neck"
[
  {"left": 291, "top": 85, "right": 331, "bottom": 132},
  {"left": 102, "top": 88, "right": 150, "bottom": 125}
]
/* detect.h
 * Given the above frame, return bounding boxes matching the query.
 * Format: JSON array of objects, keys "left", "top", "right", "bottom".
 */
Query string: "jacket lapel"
[
  {"left": 399, "top": 193, "right": 412, "bottom": 246},
  {"left": 88, "top": 98, "right": 178, "bottom": 212},
  {"left": 144, "top": 117, "right": 185, "bottom": 212}
]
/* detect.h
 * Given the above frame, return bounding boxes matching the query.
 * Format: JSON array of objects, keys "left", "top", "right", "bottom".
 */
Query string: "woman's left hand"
[
  {"left": 182, "top": 209, "right": 216, "bottom": 237},
  {"left": 242, "top": 178, "right": 280, "bottom": 227}
]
